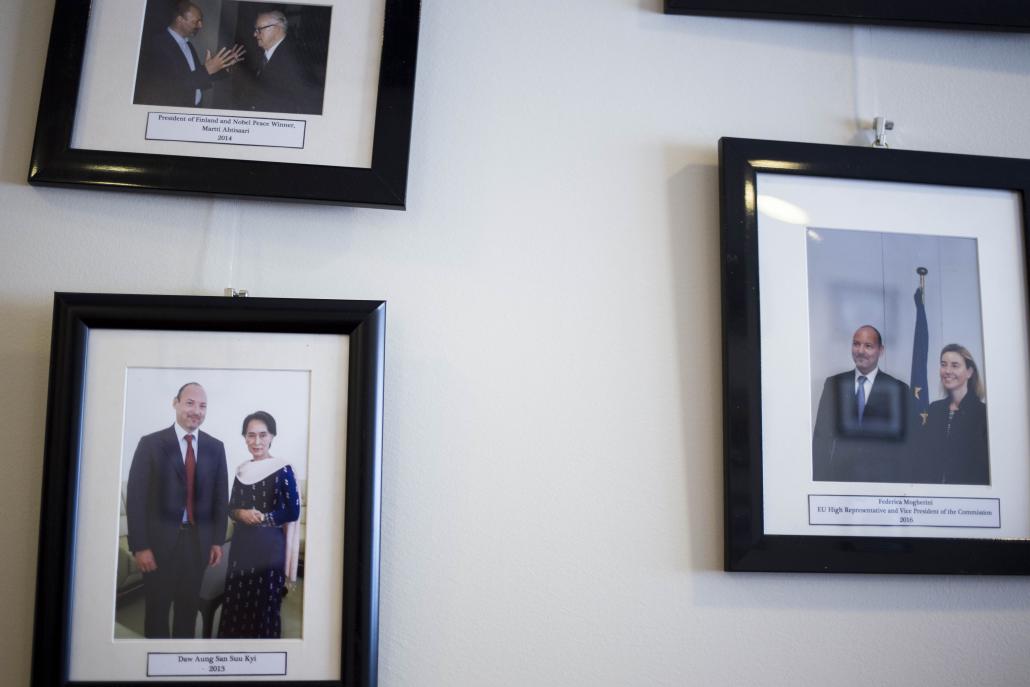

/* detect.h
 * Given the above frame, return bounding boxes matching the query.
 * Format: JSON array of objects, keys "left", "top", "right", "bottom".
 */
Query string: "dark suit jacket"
[
  {"left": 812, "top": 370, "right": 915, "bottom": 483},
  {"left": 134, "top": 29, "right": 215, "bottom": 107},
  {"left": 246, "top": 38, "right": 322, "bottom": 115},
  {"left": 126, "top": 426, "right": 228, "bottom": 563},
  {"left": 915, "top": 395, "right": 990, "bottom": 485}
]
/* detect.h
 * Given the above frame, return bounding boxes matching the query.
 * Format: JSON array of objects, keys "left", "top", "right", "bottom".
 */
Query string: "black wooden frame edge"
[
  {"left": 31, "top": 292, "right": 385, "bottom": 687},
  {"left": 664, "top": 1, "right": 1030, "bottom": 32},
  {"left": 27, "top": 0, "right": 420, "bottom": 209},
  {"left": 719, "top": 136, "right": 1030, "bottom": 575}
]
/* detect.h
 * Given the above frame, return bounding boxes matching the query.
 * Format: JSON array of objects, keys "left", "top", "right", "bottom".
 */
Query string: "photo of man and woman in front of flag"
[{"left": 807, "top": 227, "right": 989, "bottom": 486}]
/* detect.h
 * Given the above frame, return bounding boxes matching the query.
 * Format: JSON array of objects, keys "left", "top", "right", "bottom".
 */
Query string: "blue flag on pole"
[{"left": 911, "top": 284, "right": 929, "bottom": 424}]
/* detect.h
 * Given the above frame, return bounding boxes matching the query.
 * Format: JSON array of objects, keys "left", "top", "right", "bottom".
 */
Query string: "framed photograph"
[
  {"left": 720, "top": 137, "right": 1030, "bottom": 573},
  {"left": 29, "top": 0, "right": 420, "bottom": 208},
  {"left": 32, "top": 293, "right": 385, "bottom": 685},
  {"left": 664, "top": 1, "right": 1030, "bottom": 32}
]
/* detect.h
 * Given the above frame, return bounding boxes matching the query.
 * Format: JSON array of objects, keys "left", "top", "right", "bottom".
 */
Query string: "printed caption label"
[
  {"left": 809, "top": 495, "right": 1000, "bottom": 528},
  {"left": 146, "top": 112, "right": 305, "bottom": 149},
  {"left": 147, "top": 652, "right": 287, "bottom": 677}
]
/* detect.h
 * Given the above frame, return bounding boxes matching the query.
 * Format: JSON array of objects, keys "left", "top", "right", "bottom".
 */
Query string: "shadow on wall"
[
  {"left": 665, "top": 149, "right": 723, "bottom": 575},
  {"left": 4, "top": 1, "right": 57, "bottom": 186},
  {"left": 0, "top": 295, "right": 66, "bottom": 683}
]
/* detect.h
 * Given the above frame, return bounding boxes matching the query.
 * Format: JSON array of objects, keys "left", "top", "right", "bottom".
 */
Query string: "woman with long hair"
[{"left": 919, "top": 344, "right": 989, "bottom": 485}]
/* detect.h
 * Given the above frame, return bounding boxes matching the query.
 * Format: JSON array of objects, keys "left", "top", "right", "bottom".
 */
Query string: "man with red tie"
[{"left": 126, "top": 382, "right": 228, "bottom": 638}]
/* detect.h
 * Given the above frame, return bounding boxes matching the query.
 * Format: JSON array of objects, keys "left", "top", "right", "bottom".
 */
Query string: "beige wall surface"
[{"left": 4, "top": 1, "right": 1030, "bottom": 685}]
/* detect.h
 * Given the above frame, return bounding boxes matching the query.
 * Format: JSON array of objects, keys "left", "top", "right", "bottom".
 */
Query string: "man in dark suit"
[
  {"left": 126, "top": 382, "right": 228, "bottom": 638},
  {"left": 134, "top": 1, "right": 244, "bottom": 108},
  {"left": 812, "top": 325, "right": 914, "bottom": 483},
  {"left": 245, "top": 10, "right": 323, "bottom": 115}
]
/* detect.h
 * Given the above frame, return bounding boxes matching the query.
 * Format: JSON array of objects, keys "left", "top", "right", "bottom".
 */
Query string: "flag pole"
[{"left": 912, "top": 267, "right": 930, "bottom": 425}]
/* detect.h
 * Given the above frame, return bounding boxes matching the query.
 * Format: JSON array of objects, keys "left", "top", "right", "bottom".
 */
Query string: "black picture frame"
[
  {"left": 720, "top": 137, "right": 1030, "bottom": 574},
  {"left": 32, "top": 292, "right": 385, "bottom": 685},
  {"left": 28, "top": 0, "right": 420, "bottom": 209},
  {"left": 665, "top": 1, "right": 1030, "bottom": 32}
]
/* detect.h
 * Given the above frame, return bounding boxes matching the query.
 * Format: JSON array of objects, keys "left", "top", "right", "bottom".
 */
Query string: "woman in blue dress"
[{"left": 217, "top": 411, "right": 301, "bottom": 639}]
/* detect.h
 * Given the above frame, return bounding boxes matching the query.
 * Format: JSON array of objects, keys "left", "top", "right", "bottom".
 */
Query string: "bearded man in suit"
[
  {"left": 134, "top": 1, "right": 245, "bottom": 108},
  {"left": 126, "top": 382, "right": 229, "bottom": 638},
  {"left": 812, "top": 325, "right": 914, "bottom": 483}
]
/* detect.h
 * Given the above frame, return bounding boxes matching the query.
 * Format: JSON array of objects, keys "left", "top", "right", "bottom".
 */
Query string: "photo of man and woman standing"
[
  {"left": 807, "top": 227, "right": 990, "bottom": 486},
  {"left": 116, "top": 368, "right": 309, "bottom": 640}
]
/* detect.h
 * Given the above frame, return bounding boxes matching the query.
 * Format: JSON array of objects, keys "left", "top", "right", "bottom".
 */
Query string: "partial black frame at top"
[
  {"left": 32, "top": 293, "right": 385, "bottom": 687},
  {"left": 665, "top": 1, "right": 1030, "bottom": 32},
  {"left": 29, "top": 0, "right": 420, "bottom": 209},
  {"left": 720, "top": 137, "right": 1030, "bottom": 574}
]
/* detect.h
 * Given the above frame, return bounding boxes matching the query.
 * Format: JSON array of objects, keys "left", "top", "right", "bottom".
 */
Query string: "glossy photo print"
[
  {"left": 31, "top": 0, "right": 418, "bottom": 206},
  {"left": 32, "top": 294, "right": 385, "bottom": 684},
  {"left": 115, "top": 367, "right": 310, "bottom": 641},
  {"left": 721, "top": 137, "right": 1030, "bottom": 572},
  {"left": 806, "top": 228, "right": 988, "bottom": 486},
  {"left": 133, "top": 1, "right": 331, "bottom": 116}
]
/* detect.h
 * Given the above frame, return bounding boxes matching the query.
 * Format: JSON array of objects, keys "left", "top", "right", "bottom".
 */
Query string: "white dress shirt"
[{"left": 854, "top": 366, "right": 879, "bottom": 398}]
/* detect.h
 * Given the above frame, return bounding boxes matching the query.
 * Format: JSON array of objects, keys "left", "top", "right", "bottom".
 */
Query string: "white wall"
[{"left": 4, "top": 1, "right": 1030, "bottom": 685}]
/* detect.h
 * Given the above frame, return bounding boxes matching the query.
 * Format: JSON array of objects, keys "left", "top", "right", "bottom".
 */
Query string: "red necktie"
[{"left": 185, "top": 434, "right": 196, "bottom": 524}]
